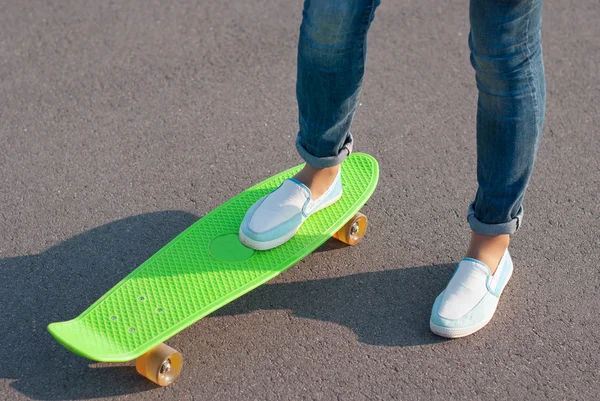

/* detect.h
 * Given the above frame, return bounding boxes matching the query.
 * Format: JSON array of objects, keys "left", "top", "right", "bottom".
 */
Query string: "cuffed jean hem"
[
  {"left": 467, "top": 203, "right": 523, "bottom": 235},
  {"left": 295, "top": 132, "right": 354, "bottom": 168}
]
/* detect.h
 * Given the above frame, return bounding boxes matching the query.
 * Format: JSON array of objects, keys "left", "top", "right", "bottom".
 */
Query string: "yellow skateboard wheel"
[
  {"left": 136, "top": 343, "right": 183, "bottom": 386},
  {"left": 333, "top": 212, "right": 368, "bottom": 245}
]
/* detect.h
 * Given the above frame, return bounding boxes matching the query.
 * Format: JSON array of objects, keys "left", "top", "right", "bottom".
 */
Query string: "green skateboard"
[{"left": 48, "top": 152, "right": 379, "bottom": 386}]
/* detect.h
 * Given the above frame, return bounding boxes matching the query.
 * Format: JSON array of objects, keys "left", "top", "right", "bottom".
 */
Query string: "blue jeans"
[{"left": 295, "top": 0, "right": 545, "bottom": 235}]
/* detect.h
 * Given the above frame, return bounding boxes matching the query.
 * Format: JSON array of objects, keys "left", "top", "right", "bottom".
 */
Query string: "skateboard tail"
[
  {"left": 48, "top": 319, "right": 182, "bottom": 363},
  {"left": 48, "top": 321, "right": 136, "bottom": 362},
  {"left": 46, "top": 263, "right": 300, "bottom": 362},
  {"left": 48, "top": 316, "right": 178, "bottom": 362}
]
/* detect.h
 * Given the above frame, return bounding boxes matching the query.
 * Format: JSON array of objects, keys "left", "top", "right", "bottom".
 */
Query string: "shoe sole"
[
  {"left": 239, "top": 226, "right": 300, "bottom": 251},
  {"left": 429, "top": 316, "right": 494, "bottom": 338}
]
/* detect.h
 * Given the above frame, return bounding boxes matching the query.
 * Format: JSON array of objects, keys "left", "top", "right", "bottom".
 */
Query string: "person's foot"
[
  {"left": 465, "top": 232, "right": 510, "bottom": 275},
  {"left": 293, "top": 164, "right": 340, "bottom": 199},
  {"left": 430, "top": 247, "right": 513, "bottom": 338},
  {"left": 239, "top": 165, "right": 342, "bottom": 250}
]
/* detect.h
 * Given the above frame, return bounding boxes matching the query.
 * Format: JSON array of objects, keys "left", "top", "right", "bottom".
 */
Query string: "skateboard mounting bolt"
[
  {"left": 129, "top": 328, "right": 135, "bottom": 333},
  {"left": 160, "top": 359, "right": 172, "bottom": 374},
  {"left": 110, "top": 316, "right": 117, "bottom": 321},
  {"left": 138, "top": 297, "right": 145, "bottom": 301},
  {"left": 157, "top": 308, "right": 163, "bottom": 313}
]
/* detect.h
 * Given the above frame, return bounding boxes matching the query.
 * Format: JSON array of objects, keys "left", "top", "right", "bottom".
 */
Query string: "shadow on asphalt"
[
  {"left": 0, "top": 211, "right": 453, "bottom": 400},
  {"left": 214, "top": 250, "right": 453, "bottom": 348},
  {"left": 1, "top": 211, "right": 198, "bottom": 400}
]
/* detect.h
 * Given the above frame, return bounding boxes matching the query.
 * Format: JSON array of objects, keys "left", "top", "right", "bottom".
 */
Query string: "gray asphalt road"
[{"left": 1, "top": 1, "right": 599, "bottom": 400}]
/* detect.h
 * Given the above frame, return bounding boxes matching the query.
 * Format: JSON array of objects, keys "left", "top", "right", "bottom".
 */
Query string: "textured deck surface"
[{"left": 48, "top": 153, "right": 379, "bottom": 362}]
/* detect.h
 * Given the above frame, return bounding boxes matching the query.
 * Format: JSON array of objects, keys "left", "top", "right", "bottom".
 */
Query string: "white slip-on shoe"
[
  {"left": 430, "top": 250, "right": 513, "bottom": 338},
  {"left": 239, "top": 168, "right": 342, "bottom": 250}
]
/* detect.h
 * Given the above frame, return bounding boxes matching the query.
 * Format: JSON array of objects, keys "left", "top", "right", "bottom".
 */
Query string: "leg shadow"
[{"left": 213, "top": 261, "right": 455, "bottom": 347}]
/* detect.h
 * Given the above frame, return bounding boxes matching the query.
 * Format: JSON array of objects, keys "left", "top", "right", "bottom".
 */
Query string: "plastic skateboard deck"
[{"left": 48, "top": 153, "right": 379, "bottom": 368}]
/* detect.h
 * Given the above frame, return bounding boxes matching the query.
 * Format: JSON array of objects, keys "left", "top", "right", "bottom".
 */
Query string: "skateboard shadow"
[
  {"left": 0, "top": 211, "right": 199, "bottom": 400},
  {"left": 1, "top": 210, "right": 453, "bottom": 400},
  {"left": 211, "top": 254, "right": 454, "bottom": 347}
]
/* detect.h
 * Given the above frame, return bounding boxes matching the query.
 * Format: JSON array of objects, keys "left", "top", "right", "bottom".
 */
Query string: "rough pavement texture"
[{"left": 1, "top": 1, "right": 598, "bottom": 400}]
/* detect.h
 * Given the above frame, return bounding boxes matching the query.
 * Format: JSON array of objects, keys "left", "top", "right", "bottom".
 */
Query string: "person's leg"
[
  {"left": 240, "top": 0, "right": 380, "bottom": 250},
  {"left": 466, "top": 0, "right": 546, "bottom": 271},
  {"left": 294, "top": 0, "right": 380, "bottom": 198},
  {"left": 431, "top": 0, "right": 545, "bottom": 338}
]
